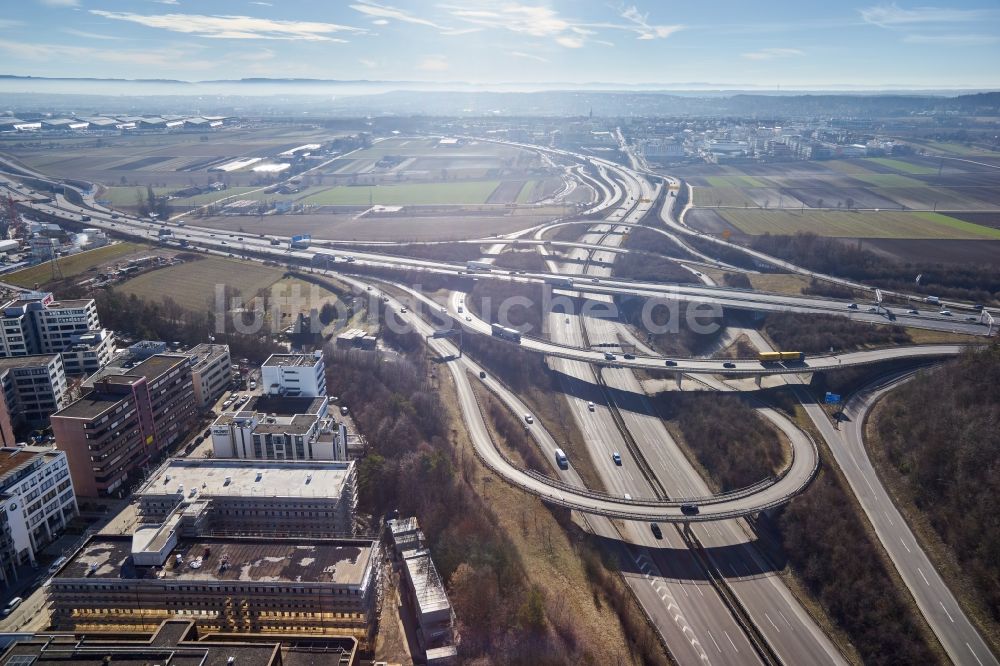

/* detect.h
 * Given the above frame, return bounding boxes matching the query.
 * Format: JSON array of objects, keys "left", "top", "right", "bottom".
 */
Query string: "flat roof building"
[
  {"left": 0, "top": 619, "right": 359, "bottom": 666},
  {"left": 136, "top": 458, "right": 357, "bottom": 537},
  {"left": 47, "top": 532, "right": 379, "bottom": 647},
  {"left": 0, "top": 446, "right": 77, "bottom": 584},
  {"left": 0, "top": 354, "right": 68, "bottom": 439},
  {"left": 211, "top": 393, "right": 347, "bottom": 461},
  {"left": 261, "top": 352, "right": 326, "bottom": 398},
  {"left": 0, "top": 291, "right": 110, "bottom": 377},
  {"left": 51, "top": 354, "right": 196, "bottom": 497},
  {"left": 185, "top": 343, "right": 231, "bottom": 409}
]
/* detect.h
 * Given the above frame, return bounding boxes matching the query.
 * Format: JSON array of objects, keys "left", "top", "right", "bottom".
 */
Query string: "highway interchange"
[{"left": 1, "top": 139, "right": 996, "bottom": 665}]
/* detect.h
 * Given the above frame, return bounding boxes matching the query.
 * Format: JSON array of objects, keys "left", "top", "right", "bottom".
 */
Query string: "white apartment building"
[
  {"left": 185, "top": 343, "right": 231, "bottom": 409},
  {"left": 0, "top": 446, "right": 78, "bottom": 583},
  {"left": 261, "top": 352, "right": 326, "bottom": 398},
  {"left": 211, "top": 394, "right": 347, "bottom": 461},
  {"left": 0, "top": 293, "right": 112, "bottom": 376},
  {"left": 60, "top": 328, "right": 115, "bottom": 376},
  {"left": 0, "top": 354, "right": 69, "bottom": 431}
]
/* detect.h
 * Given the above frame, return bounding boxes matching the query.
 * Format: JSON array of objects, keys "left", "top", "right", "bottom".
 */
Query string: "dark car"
[
  {"left": 204, "top": 428, "right": 211, "bottom": 437},
  {"left": 650, "top": 523, "right": 663, "bottom": 539},
  {"left": 681, "top": 504, "right": 699, "bottom": 516},
  {"left": 722, "top": 362, "right": 736, "bottom": 369},
  {"left": 623, "top": 353, "right": 636, "bottom": 360},
  {"left": 664, "top": 360, "right": 677, "bottom": 367},
  {"left": 479, "top": 371, "right": 486, "bottom": 379}
]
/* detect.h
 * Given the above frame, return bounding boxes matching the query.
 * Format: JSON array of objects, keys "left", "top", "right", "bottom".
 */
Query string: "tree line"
[{"left": 872, "top": 343, "right": 1000, "bottom": 626}]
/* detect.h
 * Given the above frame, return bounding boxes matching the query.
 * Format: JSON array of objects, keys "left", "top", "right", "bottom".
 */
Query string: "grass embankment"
[{"left": 5, "top": 242, "right": 148, "bottom": 288}]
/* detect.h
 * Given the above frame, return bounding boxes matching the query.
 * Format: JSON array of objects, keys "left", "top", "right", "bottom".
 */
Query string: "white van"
[
  {"left": 48, "top": 556, "right": 67, "bottom": 575},
  {"left": 554, "top": 448, "right": 569, "bottom": 470}
]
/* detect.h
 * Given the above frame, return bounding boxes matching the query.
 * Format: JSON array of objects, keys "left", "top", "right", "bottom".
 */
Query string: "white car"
[
  {"left": 524, "top": 414, "right": 534, "bottom": 424},
  {"left": 587, "top": 401, "right": 595, "bottom": 411},
  {"left": 939, "top": 309, "right": 952, "bottom": 316},
  {"left": 465, "top": 315, "right": 472, "bottom": 322}
]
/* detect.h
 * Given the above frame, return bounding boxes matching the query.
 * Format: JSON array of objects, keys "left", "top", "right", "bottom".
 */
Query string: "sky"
[{"left": 0, "top": 0, "right": 998, "bottom": 89}]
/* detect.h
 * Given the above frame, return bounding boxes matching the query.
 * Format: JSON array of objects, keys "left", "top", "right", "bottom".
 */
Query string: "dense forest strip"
[{"left": 869, "top": 344, "right": 1000, "bottom": 640}]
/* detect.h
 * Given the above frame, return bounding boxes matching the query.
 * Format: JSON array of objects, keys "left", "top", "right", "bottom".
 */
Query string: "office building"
[
  {"left": 0, "top": 620, "right": 359, "bottom": 666},
  {"left": 136, "top": 458, "right": 357, "bottom": 537},
  {"left": 59, "top": 328, "right": 115, "bottom": 376},
  {"left": 48, "top": 531, "right": 379, "bottom": 647},
  {"left": 51, "top": 354, "right": 197, "bottom": 497},
  {"left": 185, "top": 343, "right": 232, "bottom": 409},
  {"left": 0, "top": 355, "right": 68, "bottom": 440},
  {"left": 0, "top": 292, "right": 113, "bottom": 376},
  {"left": 261, "top": 352, "right": 326, "bottom": 397},
  {"left": 0, "top": 446, "right": 77, "bottom": 584},
  {"left": 211, "top": 393, "right": 347, "bottom": 461}
]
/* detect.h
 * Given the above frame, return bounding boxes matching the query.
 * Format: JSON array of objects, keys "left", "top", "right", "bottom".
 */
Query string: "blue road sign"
[{"left": 825, "top": 392, "right": 841, "bottom": 404}]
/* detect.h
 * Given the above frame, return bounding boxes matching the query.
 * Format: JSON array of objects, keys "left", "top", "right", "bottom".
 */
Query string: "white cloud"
[
  {"left": 902, "top": 33, "right": 998, "bottom": 45},
  {"left": 371, "top": 19, "right": 389, "bottom": 25},
  {"left": 350, "top": 1, "right": 442, "bottom": 28},
  {"left": 249, "top": 2, "right": 272, "bottom": 5},
  {"left": 860, "top": 4, "right": 994, "bottom": 26},
  {"left": 619, "top": 6, "right": 683, "bottom": 40},
  {"left": 440, "top": 3, "right": 680, "bottom": 48},
  {"left": 38, "top": 0, "right": 79, "bottom": 7},
  {"left": 88, "top": 10, "right": 364, "bottom": 41},
  {"left": 155, "top": 0, "right": 180, "bottom": 5},
  {"left": 509, "top": 50, "right": 548, "bottom": 63},
  {"left": 358, "top": 58, "right": 378, "bottom": 68},
  {"left": 61, "top": 28, "right": 124, "bottom": 40},
  {"left": 742, "top": 47, "right": 804, "bottom": 60},
  {"left": 417, "top": 54, "right": 449, "bottom": 71},
  {"left": 556, "top": 35, "right": 584, "bottom": 48}
]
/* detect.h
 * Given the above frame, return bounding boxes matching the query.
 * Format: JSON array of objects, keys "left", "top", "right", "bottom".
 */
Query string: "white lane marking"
[
  {"left": 940, "top": 602, "right": 954, "bottom": 623},
  {"left": 707, "top": 630, "right": 722, "bottom": 653},
  {"left": 917, "top": 567, "right": 929, "bottom": 585},
  {"left": 899, "top": 536, "right": 911, "bottom": 553},
  {"left": 764, "top": 612, "right": 780, "bottom": 633},
  {"left": 883, "top": 510, "right": 894, "bottom": 526},
  {"left": 724, "top": 630, "right": 738, "bottom": 652},
  {"left": 967, "top": 642, "right": 985, "bottom": 666},
  {"left": 864, "top": 475, "right": 876, "bottom": 494},
  {"left": 778, "top": 609, "right": 792, "bottom": 629}
]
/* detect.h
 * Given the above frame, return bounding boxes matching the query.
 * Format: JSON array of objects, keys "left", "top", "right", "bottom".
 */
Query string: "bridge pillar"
[
  {"left": 675, "top": 372, "right": 683, "bottom": 389},
  {"left": 755, "top": 374, "right": 762, "bottom": 388}
]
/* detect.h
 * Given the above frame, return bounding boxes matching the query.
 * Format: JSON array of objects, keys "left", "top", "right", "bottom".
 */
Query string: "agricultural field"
[
  {"left": 682, "top": 155, "right": 1000, "bottom": 214},
  {"left": 0, "top": 125, "right": 338, "bottom": 190},
  {"left": 194, "top": 205, "right": 574, "bottom": 241},
  {"left": 300, "top": 180, "right": 502, "bottom": 205},
  {"left": 715, "top": 209, "right": 1000, "bottom": 239},
  {"left": 3, "top": 242, "right": 150, "bottom": 288},
  {"left": 119, "top": 255, "right": 285, "bottom": 311}
]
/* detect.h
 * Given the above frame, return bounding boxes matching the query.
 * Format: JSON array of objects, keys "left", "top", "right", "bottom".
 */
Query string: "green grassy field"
[
  {"left": 301, "top": 180, "right": 502, "bottom": 205},
  {"left": 119, "top": 256, "right": 284, "bottom": 311},
  {"left": 4, "top": 242, "right": 149, "bottom": 288},
  {"left": 865, "top": 158, "right": 937, "bottom": 175},
  {"left": 718, "top": 209, "right": 1000, "bottom": 239},
  {"left": 172, "top": 187, "right": 259, "bottom": 206}
]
